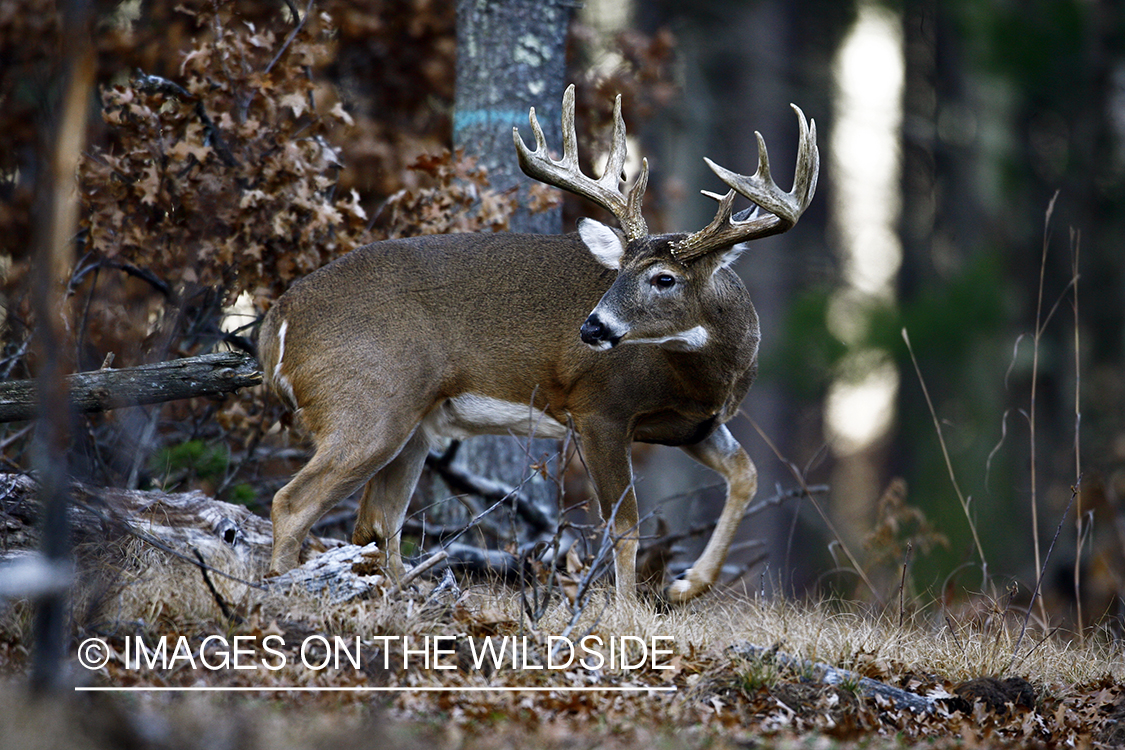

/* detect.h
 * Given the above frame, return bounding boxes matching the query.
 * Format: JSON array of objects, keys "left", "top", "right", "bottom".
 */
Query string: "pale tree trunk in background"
[
  {"left": 455, "top": 0, "right": 570, "bottom": 235},
  {"left": 638, "top": 0, "right": 837, "bottom": 593},
  {"left": 443, "top": 0, "right": 572, "bottom": 536}
]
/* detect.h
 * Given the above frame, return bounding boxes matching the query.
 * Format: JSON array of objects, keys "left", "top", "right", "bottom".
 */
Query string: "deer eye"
[{"left": 651, "top": 273, "right": 677, "bottom": 290}]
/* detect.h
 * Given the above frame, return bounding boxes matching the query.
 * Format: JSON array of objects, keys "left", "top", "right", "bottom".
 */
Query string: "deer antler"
[
  {"left": 514, "top": 84, "right": 649, "bottom": 241},
  {"left": 672, "top": 104, "right": 819, "bottom": 262}
]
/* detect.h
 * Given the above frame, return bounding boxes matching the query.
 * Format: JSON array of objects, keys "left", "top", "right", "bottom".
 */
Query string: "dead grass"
[
  {"left": 54, "top": 531, "right": 1124, "bottom": 692},
  {"left": 3, "top": 461, "right": 1122, "bottom": 749},
  {"left": 4, "top": 551, "right": 1125, "bottom": 749}
]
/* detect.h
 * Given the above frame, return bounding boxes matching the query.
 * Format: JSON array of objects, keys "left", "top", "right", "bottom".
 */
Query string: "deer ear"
[
  {"left": 711, "top": 243, "right": 747, "bottom": 274},
  {"left": 578, "top": 218, "right": 625, "bottom": 270}
]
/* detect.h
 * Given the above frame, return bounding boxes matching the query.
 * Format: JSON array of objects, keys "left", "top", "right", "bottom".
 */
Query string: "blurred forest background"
[{"left": 2, "top": 0, "right": 1124, "bottom": 631}]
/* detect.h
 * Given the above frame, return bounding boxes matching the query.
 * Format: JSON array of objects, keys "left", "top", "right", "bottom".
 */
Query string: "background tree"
[{"left": 442, "top": 0, "right": 571, "bottom": 543}]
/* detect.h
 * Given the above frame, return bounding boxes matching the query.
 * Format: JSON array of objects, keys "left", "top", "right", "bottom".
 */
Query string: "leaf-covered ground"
[
  {"left": 4, "top": 576, "right": 1125, "bottom": 750},
  {"left": 2, "top": 478, "right": 1121, "bottom": 748}
]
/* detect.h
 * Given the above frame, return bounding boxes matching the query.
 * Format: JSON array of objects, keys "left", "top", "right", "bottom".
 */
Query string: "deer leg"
[
  {"left": 579, "top": 423, "right": 639, "bottom": 600},
  {"left": 353, "top": 428, "right": 430, "bottom": 582},
  {"left": 667, "top": 424, "right": 758, "bottom": 603},
  {"left": 268, "top": 415, "right": 420, "bottom": 576},
  {"left": 269, "top": 448, "right": 371, "bottom": 575}
]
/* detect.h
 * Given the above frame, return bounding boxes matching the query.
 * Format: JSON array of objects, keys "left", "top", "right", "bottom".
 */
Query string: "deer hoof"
[{"left": 665, "top": 571, "right": 712, "bottom": 604}]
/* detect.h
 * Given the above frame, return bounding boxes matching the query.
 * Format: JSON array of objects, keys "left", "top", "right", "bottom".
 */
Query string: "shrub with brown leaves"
[{"left": 80, "top": 7, "right": 367, "bottom": 304}]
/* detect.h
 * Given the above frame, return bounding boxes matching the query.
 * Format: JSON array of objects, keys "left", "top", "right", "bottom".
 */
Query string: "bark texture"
[{"left": 0, "top": 351, "right": 262, "bottom": 423}]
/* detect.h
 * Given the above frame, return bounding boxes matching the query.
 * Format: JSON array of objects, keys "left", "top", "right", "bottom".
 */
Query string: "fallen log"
[
  {"left": 727, "top": 641, "right": 936, "bottom": 714},
  {"left": 0, "top": 472, "right": 279, "bottom": 585},
  {"left": 0, "top": 474, "right": 447, "bottom": 609},
  {"left": 0, "top": 351, "right": 262, "bottom": 423},
  {"left": 0, "top": 474, "right": 324, "bottom": 612}
]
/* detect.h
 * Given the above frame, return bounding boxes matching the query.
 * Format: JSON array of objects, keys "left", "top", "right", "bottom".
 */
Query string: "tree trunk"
[
  {"left": 25, "top": 0, "right": 97, "bottom": 691},
  {"left": 441, "top": 0, "right": 572, "bottom": 543},
  {"left": 454, "top": 0, "right": 569, "bottom": 236}
]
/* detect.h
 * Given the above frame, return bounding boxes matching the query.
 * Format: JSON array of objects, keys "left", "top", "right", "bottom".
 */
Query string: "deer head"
[{"left": 515, "top": 85, "right": 818, "bottom": 354}]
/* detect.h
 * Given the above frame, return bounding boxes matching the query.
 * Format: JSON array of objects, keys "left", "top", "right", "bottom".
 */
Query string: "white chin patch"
[{"left": 625, "top": 325, "right": 709, "bottom": 352}]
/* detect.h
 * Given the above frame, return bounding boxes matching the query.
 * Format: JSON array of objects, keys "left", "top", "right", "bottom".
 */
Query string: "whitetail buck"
[{"left": 259, "top": 85, "right": 818, "bottom": 602}]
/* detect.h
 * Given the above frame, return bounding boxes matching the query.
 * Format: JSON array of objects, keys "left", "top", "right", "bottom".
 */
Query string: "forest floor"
[
  {"left": 2, "top": 481, "right": 1124, "bottom": 749},
  {"left": 3, "top": 577, "right": 1125, "bottom": 748}
]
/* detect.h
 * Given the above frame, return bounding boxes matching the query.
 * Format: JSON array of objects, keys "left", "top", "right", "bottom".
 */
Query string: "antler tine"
[
  {"left": 604, "top": 95, "right": 651, "bottom": 234},
  {"left": 672, "top": 104, "right": 819, "bottom": 262},
  {"left": 599, "top": 95, "right": 628, "bottom": 191},
  {"left": 558, "top": 82, "right": 580, "bottom": 168},
  {"left": 793, "top": 105, "right": 820, "bottom": 207},
  {"left": 697, "top": 189, "right": 737, "bottom": 235},
  {"left": 514, "top": 84, "right": 648, "bottom": 240}
]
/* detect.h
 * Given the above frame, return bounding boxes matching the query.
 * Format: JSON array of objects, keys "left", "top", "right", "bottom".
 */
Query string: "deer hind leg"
[
  {"left": 578, "top": 421, "right": 640, "bottom": 601},
  {"left": 667, "top": 424, "right": 758, "bottom": 603},
  {"left": 268, "top": 416, "right": 420, "bottom": 576},
  {"left": 352, "top": 428, "right": 430, "bottom": 582}
]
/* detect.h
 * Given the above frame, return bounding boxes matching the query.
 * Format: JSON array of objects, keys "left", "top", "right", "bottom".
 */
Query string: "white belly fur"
[{"left": 423, "top": 394, "right": 570, "bottom": 442}]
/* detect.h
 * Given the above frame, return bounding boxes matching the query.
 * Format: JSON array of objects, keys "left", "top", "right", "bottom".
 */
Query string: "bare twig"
[
  {"left": 899, "top": 542, "right": 913, "bottom": 628},
  {"left": 1070, "top": 227, "right": 1084, "bottom": 638},
  {"left": 1007, "top": 481, "right": 1077, "bottom": 674},
  {"left": 1028, "top": 192, "right": 1058, "bottom": 627},
  {"left": 265, "top": 0, "right": 316, "bottom": 75},
  {"left": 0, "top": 339, "right": 31, "bottom": 381},
  {"left": 902, "top": 328, "right": 988, "bottom": 586},
  {"left": 102, "top": 259, "right": 172, "bottom": 297},
  {"left": 191, "top": 548, "right": 241, "bottom": 623},
  {"left": 388, "top": 549, "right": 449, "bottom": 597},
  {"left": 745, "top": 414, "right": 879, "bottom": 601},
  {"left": 0, "top": 424, "right": 33, "bottom": 453},
  {"left": 944, "top": 614, "right": 966, "bottom": 657},
  {"left": 641, "top": 483, "right": 825, "bottom": 554},
  {"left": 553, "top": 484, "right": 639, "bottom": 656}
]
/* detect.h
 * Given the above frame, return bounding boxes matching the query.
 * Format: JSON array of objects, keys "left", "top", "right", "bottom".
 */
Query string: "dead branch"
[
  {"left": 0, "top": 351, "right": 262, "bottom": 423},
  {"left": 425, "top": 447, "right": 554, "bottom": 534},
  {"left": 388, "top": 549, "right": 449, "bottom": 596},
  {"left": 728, "top": 641, "right": 936, "bottom": 714},
  {"left": 266, "top": 542, "right": 386, "bottom": 604},
  {"left": 643, "top": 483, "right": 828, "bottom": 553},
  {"left": 431, "top": 541, "right": 526, "bottom": 581}
]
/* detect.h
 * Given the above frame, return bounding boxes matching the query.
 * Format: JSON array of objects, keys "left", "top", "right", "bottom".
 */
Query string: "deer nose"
[{"left": 580, "top": 314, "right": 619, "bottom": 349}]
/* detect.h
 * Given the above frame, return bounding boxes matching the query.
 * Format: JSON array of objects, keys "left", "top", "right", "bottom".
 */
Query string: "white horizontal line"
[{"left": 75, "top": 685, "right": 678, "bottom": 693}]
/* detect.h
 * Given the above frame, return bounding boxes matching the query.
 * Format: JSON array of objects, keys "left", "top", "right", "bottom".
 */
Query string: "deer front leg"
[
  {"left": 667, "top": 424, "right": 758, "bottom": 603},
  {"left": 578, "top": 422, "right": 640, "bottom": 601}
]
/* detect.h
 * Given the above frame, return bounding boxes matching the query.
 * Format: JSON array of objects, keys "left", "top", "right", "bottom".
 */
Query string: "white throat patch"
[{"left": 625, "top": 325, "right": 710, "bottom": 352}]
